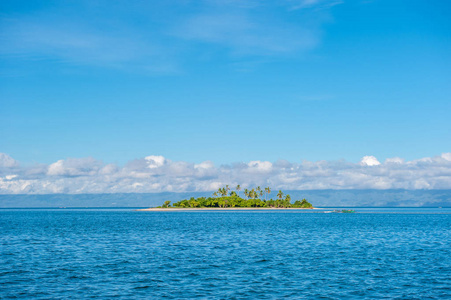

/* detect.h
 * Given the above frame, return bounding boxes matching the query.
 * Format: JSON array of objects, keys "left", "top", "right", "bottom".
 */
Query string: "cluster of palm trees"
[
  {"left": 161, "top": 185, "right": 313, "bottom": 208},
  {"left": 169, "top": 195, "right": 311, "bottom": 208},
  {"left": 213, "top": 185, "right": 285, "bottom": 201}
]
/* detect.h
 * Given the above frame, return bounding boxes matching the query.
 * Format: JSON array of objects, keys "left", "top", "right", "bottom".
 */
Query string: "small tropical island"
[{"left": 140, "top": 185, "right": 314, "bottom": 210}]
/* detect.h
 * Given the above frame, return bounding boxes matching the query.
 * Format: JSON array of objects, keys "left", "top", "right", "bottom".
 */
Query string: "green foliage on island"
[{"left": 157, "top": 185, "right": 313, "bottom": 208}]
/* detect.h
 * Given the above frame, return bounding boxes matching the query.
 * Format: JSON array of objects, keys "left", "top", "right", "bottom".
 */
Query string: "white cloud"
[
  {"left": 195, "top": 161, "right": 215, "bottom": 169},
  {"left": 442, "top": 153, "right": 451, "bottom": 162},
  {"left": 47, "top": 157, "right": 102, "bottom": 176},
  {"left": 145, "top": 155, "right": 166, "bottom": 169},
  {"left": 247, "top": 161, "right": 273, "bottom": 172},
  {"left": 0, "top": 153, "right": 19, "bottom": 168},
  {"left": 100, "top": 164, "right": 118, "bottom": 175},
  {"left": 385, "top": 157, "right": 404, "bottom": 164},
  {"left": 360, "top": 155, "right": 381, "bottom": 166},
  {"left": 1, "top": 153, "right": 451, "bottom": 194}
]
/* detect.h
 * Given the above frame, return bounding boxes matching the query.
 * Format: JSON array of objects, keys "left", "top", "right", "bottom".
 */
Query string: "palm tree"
[
  {"left": 236, "top": 184, "right": 241, "bottom": 197},
  {"left": 259, "top": 190, "right": 263, "bottom": 199},
  {"left": 213, "top": 192, "right": 218, "bottom": 198},
  {"left": 277, "top": 190, "right": 283, "bottom": 200},
  {"left": 244, "top": 189, "right": 249, "bottom": 199},
  {"left": 226, "top": 185, "right": 230, "bottom": 196},
  {"left": 251, "top": 188, "right": 256, "bottom": 199},
  {"left": 265, "top": 187, "right": 271, "bottom": 201},
  {"left": 285, "top": 194, "right": 291, "bottom": 208}
]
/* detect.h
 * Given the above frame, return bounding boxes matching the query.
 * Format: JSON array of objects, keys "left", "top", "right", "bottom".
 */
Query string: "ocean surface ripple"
[{"left": 1, "top": 209, "right": 450, "bottom": 299}]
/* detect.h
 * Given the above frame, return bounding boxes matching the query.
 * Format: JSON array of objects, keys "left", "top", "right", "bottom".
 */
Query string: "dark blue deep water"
[{"left": 1, "top": 209, "right": 450, "bottom": 299}]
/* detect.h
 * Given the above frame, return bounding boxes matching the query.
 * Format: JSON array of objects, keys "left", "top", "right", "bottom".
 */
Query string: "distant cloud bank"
[{"left": 1, "top": 153, "right": 451, "bottom": 194}]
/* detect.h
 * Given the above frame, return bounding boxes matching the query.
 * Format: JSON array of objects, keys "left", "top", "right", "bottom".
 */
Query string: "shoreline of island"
[{"left": 137, "top": 207, "right": 318, "bottom": 211}]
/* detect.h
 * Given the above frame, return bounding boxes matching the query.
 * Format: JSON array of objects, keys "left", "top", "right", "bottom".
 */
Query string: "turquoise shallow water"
[{"left": 1, "top": 209, "right": 450, "bottom": 299}]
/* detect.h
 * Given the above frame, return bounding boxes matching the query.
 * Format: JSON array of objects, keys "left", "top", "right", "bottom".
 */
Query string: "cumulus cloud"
[
  {"left": 442, "top": 153, "right": 451, "bottom": 162},
  {"left": 145, "top": 155, "right": 166, "bottom": 169},
  {"left": 0, "top": 153, "right": 19, "bottom": 168},
  {"left": 1, "top": 153, "right": 451, "bottom": 194},
  {"left": 360, "top": 155, "right": 381, "bottom": 166},
  {"left": 47, "top": 157, "right": 102, "bottom": 176},
  {"left": 247, "top": 161, "right": 273, "bottom": 172}
]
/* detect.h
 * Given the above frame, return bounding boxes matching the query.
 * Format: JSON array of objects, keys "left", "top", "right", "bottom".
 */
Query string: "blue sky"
[{"left": 1, "top": 0, "right": 450, "bottom": 167}]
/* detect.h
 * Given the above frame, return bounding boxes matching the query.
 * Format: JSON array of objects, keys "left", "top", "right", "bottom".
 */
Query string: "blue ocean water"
[{"left": 1, "top": 209, "right": 450, "bottom": 299}]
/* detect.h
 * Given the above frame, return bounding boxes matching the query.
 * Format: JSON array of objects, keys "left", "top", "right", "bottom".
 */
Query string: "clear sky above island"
[{"left": 1, "top": 0, "right": 450, "bottom": 166}]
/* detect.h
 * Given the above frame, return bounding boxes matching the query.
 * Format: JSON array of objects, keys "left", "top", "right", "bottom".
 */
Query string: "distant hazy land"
[{"left": 1, "top": 190, "right": 450, "bottom": 208}]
